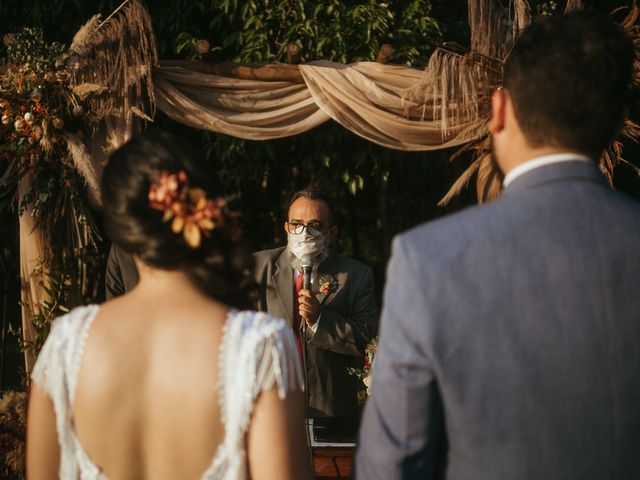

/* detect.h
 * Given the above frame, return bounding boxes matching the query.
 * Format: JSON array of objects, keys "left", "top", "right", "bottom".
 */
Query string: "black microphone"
[
  {"left": 301, "top": 254, "right": 313, "bottom": 291},
  {"left": 299, "top": 255, "right": 313, "bottom": 426}
]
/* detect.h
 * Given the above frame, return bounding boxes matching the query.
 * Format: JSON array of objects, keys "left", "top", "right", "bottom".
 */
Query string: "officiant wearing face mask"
[{"left": 253, "top": 188, "right": 379, "bottom": 419}]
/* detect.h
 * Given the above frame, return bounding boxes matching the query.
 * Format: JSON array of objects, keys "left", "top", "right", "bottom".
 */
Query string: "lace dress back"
[{"left": 31, "top": 305, "right": 304, "bottom": 479}]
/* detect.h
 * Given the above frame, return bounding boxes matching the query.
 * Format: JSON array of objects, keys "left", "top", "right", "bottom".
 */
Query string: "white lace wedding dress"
[{"left": 31, "top": 305, "right": 304, "bottom": 479}]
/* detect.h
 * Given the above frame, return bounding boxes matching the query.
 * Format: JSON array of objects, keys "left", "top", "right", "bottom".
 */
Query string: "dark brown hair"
[
  {"left": 289, "top": 187, "right": 338, "bottom": 225},
  {"left": 503, "top": 11, "right": 634, "bottom": 157},
  {"left": 101, "top": 129, "right": 256, "bottom": 309}
]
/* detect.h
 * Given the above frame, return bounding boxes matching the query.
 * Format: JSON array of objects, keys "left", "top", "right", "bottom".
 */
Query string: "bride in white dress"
[{"left": 26, "top": 130, "right": 312, "bottom": 480}]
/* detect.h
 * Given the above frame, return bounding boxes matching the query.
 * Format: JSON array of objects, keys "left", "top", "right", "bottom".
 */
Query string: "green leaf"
[{"left": 348, "top": 178, "right": 358, "bottom": 196}]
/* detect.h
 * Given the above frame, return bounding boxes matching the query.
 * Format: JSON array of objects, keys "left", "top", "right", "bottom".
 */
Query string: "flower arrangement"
[
  {"left": 348, "top": 336, "right": 379, "bottom": 403},
  {"left": 1, "top": 27, "right": 103, "bottom": 356},
  {"left": 0, "top": 27, "right": 99, "bottom": 237},
  {"left": 2, "top": 1, "right": 158, "bottom": 368}
]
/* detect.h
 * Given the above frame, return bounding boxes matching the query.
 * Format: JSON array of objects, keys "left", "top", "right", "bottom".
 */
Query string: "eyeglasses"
[{"left": 286, "top": 221, "right": 324, "bottom": 236}]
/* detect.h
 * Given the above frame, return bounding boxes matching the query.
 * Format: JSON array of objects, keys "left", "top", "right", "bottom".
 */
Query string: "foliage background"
[{"left": 1, "top": 0, "right": 638, "bottom": 391}]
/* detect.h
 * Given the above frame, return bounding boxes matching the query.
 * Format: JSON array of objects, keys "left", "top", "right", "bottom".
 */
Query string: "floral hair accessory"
[{"left": 148, "top": 170, "right": 238, "bottom": 248}]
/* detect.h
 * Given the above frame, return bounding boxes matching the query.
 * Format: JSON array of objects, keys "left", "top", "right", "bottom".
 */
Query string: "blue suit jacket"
[{"left": 356, "top": 160, "right": 640, "bottom": 479}]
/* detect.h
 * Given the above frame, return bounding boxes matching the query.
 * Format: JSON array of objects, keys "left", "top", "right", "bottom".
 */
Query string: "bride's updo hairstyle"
[{"left": 102, "top": 129, "right": 256, "bottom": 309}]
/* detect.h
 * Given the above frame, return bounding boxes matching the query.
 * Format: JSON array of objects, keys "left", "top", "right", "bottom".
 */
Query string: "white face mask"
[{"left": 287, "top": 230, "right": 326, "bottom": 260}]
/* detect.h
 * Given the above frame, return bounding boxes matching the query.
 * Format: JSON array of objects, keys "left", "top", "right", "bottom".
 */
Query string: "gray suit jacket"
[
  {"left": 253, "top": 247, "right": 379, "bottom": 418},
  {"left": 356, "top": 160, "right": 640, "bottom": 479}
]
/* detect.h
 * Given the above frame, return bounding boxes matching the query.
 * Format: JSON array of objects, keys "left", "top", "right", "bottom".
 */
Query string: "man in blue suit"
[{"left": 357, "top": 11, "right": 640, "bottom": 480}]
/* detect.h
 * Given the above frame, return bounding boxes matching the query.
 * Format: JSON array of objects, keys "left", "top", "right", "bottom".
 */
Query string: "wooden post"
[
  {"left": 376, "top": 44, "right": 395, "bottom": 64},
  {"left": 287, "top": 42, "right": 301, "bottom": 64},
  {"left": 159, "top": 60, "right": 305, "bottom": 83}
]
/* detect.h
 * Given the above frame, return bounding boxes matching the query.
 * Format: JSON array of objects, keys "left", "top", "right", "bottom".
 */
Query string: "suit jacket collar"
[
  {"left": 502, "top": 153, "right": 592, "bottom": 187},
  {"left": 503, "top": 159, "right": 606, "bottom": 195}
]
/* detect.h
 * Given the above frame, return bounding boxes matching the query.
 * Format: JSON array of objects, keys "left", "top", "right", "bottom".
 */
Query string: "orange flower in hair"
[{"left": 148, "top": 170, "right": 234, "bottom": 248}]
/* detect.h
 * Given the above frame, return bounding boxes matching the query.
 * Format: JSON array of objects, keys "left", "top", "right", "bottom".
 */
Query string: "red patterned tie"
[{"left": 293, "top": 270, "right": 304, "bottom": 359}]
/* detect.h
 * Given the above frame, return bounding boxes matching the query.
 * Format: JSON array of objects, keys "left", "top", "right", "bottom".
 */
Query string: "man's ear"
[
  {"left": 488, "top": 88, "right": 507, "bottom": 134},
  {"left": 283, "top": 222, "right": 289, "bottom": 235}
]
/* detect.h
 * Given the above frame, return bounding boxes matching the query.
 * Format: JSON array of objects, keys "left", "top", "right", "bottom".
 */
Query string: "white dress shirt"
[{"left": 502, "top": 153, "right": 592, "bottom": 188}]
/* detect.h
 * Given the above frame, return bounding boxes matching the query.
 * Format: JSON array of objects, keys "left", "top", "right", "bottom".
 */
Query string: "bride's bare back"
[
  {"left": 28, "top": 270, "right": 312, "bottom": 480},
  {"left": 74, "top": 283, "right": 227, "bottom": 479}
]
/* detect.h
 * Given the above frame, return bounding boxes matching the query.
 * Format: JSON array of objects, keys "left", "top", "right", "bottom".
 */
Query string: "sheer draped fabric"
[
  {"left": 31, "top": 306, "right": 304, "bottom": 479},
  {"left": 153, "top": 60, "right": 487, "bottom": 151}
]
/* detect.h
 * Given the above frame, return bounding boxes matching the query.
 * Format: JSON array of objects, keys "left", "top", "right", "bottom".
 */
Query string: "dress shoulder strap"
[
  {"left": 30, "top": 304, "right": 100, "bottom": 480},
  {"left": 217, "top": 310, "right": 304, "bottom": 477},
  {"left": 31, "top": 304, "right": 99, "bottom": 400}
]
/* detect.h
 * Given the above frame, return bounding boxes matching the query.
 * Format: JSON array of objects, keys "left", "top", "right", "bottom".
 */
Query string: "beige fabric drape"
[
  {"left": 154, "top": 66, "right": 330, "bottom": 139},
  {"left": 19, "top": 173, "right": 44, "bottom": 373},
  {"left": 154, "top": 60, "right": 487, "bottom": 150}
]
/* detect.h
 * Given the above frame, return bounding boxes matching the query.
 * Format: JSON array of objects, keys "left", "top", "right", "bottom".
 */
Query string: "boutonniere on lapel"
[{"left": 315, "top": 274, "right": 339, "bottom": 301}]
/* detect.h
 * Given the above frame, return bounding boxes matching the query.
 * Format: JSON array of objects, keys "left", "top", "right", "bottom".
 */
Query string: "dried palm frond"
[
  {"left": 438, "top": 156, "right": 483, "bottom": 207},
  {"left": 456, "top": 119, "right": 491, "bottom": 144},
  {"left": 130, "top": 105, "right": 153, "bottom": 121},
  {"left": 404, "top": 49, "right": 483, "bottom": 135},
  {"left": 597, "top": 3, "right": 640, "bottom": 181},
  {"left": 469, "top": 0, "right": 515, "bottom": 60},
  {"left": 564, "top": 0, "right": 584, "bottom": 14},
  {"left": 72, "top": 82, "right": 107, "bottom": 100},
  {"left": 404, "top": 0, "right": 510, "bottom": 138},
  {"left": 617, "top": 1, "right": 640, "bottom": 84},
  {"left": 476, "top": 154, "right": 503, "bottom": 203},
  {"left": 40, "top": 119, "right": 53, "bottom": 154},
  {"left": 439, "top": 134, "right": 490, "bottom": 206},
  {"left": 69, "top": 14, "right": 102, "bottom": 56},
  {"left": 66, "top": 133, "right": 101, "bottom": 205},
  {"left": 439, "top": 0, "right": 640, "bottom": 206},
  {"left": 600, "top": 119, "right": 640, "bottom": 182},
  {"left": 68, "top": 0, "right": 157, "bottom": 126},
  {"left": 511, "top": 0, "right": 533, "bottom": 35}
]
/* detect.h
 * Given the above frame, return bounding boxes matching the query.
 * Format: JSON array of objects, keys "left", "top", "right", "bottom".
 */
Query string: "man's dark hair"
[
  {"left": 503, "top": 11, "right": 634, "bottom": 157},
  {"left": 289, "top": 187, "right": 337, "bottom": 225}
]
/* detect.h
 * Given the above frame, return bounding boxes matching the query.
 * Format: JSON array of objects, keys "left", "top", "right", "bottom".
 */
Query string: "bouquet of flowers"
[{"left": 348, "top": 336, "right": 379, "bottom": 404}]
